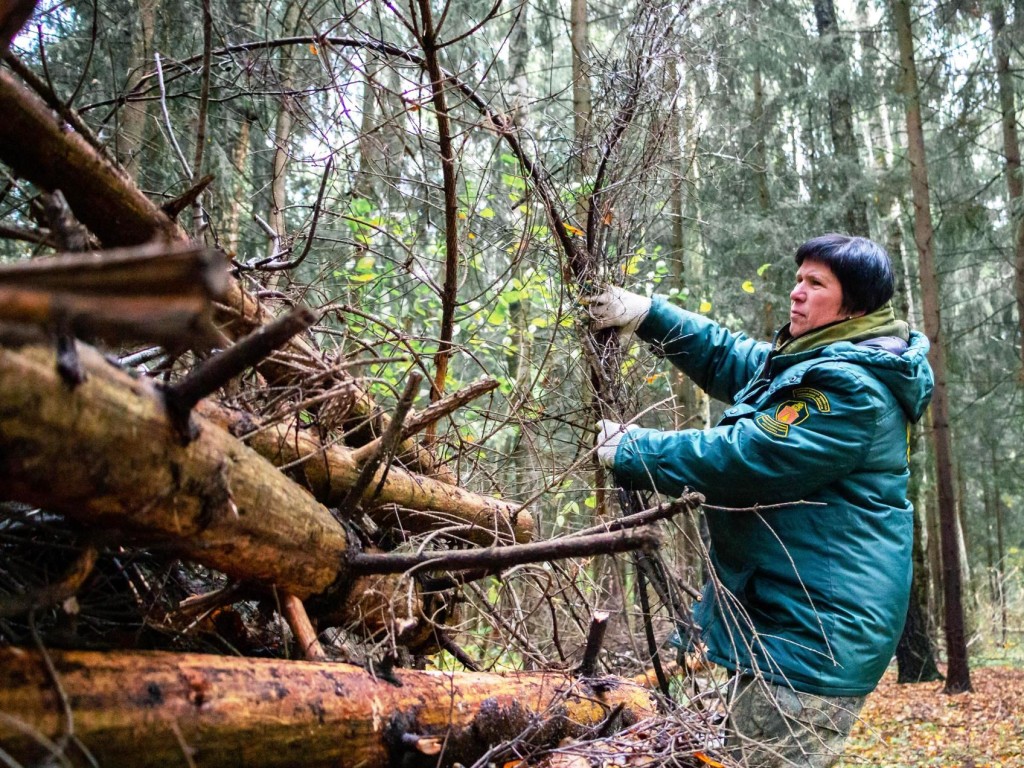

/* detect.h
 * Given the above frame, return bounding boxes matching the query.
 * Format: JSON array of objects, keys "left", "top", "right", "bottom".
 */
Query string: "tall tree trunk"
[
  {"left": 813, "top": 0, "right": 869, "bottom": 235},
  {"left": 266, "top": 0, "right": 302, "bottom": 262},
  {"left": 896, "top": 425, "right": 943, "bottom": 683},
  {"left": 990, "top": 3, "right": 1024, "bottom": 377},
  {"left": 991, "top": 448, "right": 1008, "bottom": 646},
  {"left": 749, "top": 0, "right": 771, "bottom": 213},
  {"left": 891, "top": 0, "right": 972, "bottom": 693},
  {"left": 117, "top": 0, "right": 158, "bottom": 179},
  {"left": 571, "top": 0, "right": 592, "bottom": 177}
]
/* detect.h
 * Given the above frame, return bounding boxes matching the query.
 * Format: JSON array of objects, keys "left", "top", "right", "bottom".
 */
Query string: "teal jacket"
[{"left": 613, "top": 297, "right": 934, "bottom": 696}]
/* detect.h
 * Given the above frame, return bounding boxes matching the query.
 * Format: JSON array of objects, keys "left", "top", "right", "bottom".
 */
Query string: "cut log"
[
  {"left": 0, "top": 647, "right": 654, "bottom": 768},
  {"left": 200, "top": 402, "right": 533, "bottom": 547}
]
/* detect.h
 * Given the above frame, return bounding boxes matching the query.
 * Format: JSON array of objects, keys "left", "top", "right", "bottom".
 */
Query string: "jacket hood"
[{"left": 775, "top": 303, "right": 934, "bottom": 423}]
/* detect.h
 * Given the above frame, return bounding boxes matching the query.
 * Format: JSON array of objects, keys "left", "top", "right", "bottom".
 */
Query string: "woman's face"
[{"left": 789, "top": 259, "right": 853, "bottom": 337}]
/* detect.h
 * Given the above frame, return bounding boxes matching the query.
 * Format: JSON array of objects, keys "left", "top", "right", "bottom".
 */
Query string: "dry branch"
[
  {"left": 0, "top": 337, "right": 457, "bottom": 644},
  {"left": 0, "top": 647, "right": 655, "bottom": 768},
  {"left": 349, "top": 529, "right": 658, "bottom": 576},
  {"left": 0, "top": 242, "right": 228, "bottom": 350}
]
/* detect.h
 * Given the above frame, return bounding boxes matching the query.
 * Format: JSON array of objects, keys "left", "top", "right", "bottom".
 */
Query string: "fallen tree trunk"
[
  {"left": 0, "top": 337, "right": 351, "bottom": 599},
  {"left": 201, "top": 403, "right": 533, "bottom": 547},
  {"left": 0, "top": 336, "right": 464, "bottom": 642},
  {"left": 0, "top": 647, "right": 654, "bottom": 768}
]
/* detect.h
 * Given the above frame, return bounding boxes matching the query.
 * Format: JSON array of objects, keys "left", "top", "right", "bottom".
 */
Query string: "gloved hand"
[
  {"left": 596, "top": 419, "right": 638, "bottom": 468},
  {"left": 586, "top": 286, "right": 652, "bottom": 336}
]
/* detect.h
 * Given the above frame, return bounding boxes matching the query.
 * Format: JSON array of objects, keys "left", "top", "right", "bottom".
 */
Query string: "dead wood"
[
  {"left": 280, "top": 592, "right": 326, "bottom": 661},
  {"left": 348, "top": 529, "right": 658, "bottom": 576},
  {"left": 200, "top": 402, "right": 534, "bottom": 547},
  {"left": 0, "top": 339, "right": 458, "bottom": 648},
  {"left": 0, "top": 338, "right": 352, "bottom": 599},
  {"left": 0, "top": 647, "right": 655, "bottom": 768},
  {"left": 0, "top": 242, "right": 229, "bottom": 350}
]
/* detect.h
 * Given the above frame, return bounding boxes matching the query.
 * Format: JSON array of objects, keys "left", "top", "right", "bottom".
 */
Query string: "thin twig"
[
  {"left": 154, "top": 52, "right": 192, "bottom": 178},
  {"left": 258, "top": 157, "right": 333, "bottom": 271},
  {"left": 350, "top": 377, "right": 498, "bottom": 462}
]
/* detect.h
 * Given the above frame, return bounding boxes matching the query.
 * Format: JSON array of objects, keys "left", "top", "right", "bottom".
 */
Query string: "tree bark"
[
  {"left": 891, "top": 0, "right": 972, "bottom": 693},
  {"left": 990, "top": 2, "right": 1024, "bottom": 377},
  {"left": 0, "top": 337, "right": 531, "bottom": 586},
  {"left": 0, "top": 647, "right": 654, "bottom": 768},
  {"left": 0, "top": 338, "right": 350, "bottom": 600}
]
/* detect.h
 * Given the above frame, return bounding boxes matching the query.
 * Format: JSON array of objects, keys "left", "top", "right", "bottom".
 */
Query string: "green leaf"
[
  {"left": 351, "top": 273, "right": 376, "bottom": 283},
  {"left": 355, "top": 255, "right": 376, "bottom": 271},
  {"left": 757, "top": 262, "right": 772, "bottom": 277},
  {"left": 479, "top": 207, "right": 496, "bottom": 219},
  {"left": 487, "top": 304, "right": 508, "bottom": 325}
]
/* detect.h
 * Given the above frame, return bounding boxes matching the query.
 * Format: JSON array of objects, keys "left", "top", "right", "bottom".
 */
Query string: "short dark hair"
[{"left": 795, "top": 233, "right": 894, "bottom": 314}]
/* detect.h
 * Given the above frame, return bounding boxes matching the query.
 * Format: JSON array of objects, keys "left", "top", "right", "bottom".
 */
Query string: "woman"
[{"left": 588, "top": 234, "right": 934, "bottom": 768}]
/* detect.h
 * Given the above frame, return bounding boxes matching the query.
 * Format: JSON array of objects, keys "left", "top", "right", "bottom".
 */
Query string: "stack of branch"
[{"left": 0, "top": 43, "right": 718, "bottom": 768}]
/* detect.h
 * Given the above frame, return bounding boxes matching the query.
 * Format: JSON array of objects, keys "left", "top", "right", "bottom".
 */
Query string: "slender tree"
[
  {"left": 990, "top": 2, "right": 1024, "bottom": 376},
  {"left": 812, "top": 0, "right": 869, "bottom": 235},
  {"left": 891, "top": 0, "right": 971, "bottom": 693}
]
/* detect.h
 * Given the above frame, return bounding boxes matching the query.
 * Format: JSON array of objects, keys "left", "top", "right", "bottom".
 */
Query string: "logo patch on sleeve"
[{"left": 754, "top": 388, "right": 830, "bottom": 439}]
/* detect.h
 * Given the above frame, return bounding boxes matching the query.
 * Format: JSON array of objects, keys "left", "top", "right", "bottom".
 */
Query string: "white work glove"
[
  {"left": 586, "top": 286, "right": 652, "bottom": 337},
  {"left": 596, "top": 419, "right": 638, "bottom": 468}
]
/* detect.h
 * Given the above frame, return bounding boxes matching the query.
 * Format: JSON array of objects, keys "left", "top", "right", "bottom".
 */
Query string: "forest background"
[{"left": 0, "top": 0, "right": 1023, "bottom": 757}]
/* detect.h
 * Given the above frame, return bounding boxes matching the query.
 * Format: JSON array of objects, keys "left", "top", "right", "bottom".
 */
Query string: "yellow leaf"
[
  {"left": 468, "top": 232, "right": 476, "bottom": 240},
  {"left": 563, "top": 223, "right": 584, "bottom": 237},
  {"left": 645, "top": 374, "right": 659, "bottom": 385},
  {"left": 741, "top": 280, "right": 755, "bottom": 293},
  {"left": 458, "top": 211, "right": 468, "bottom": 220},
  {"left": 693, "top": 752, "right": 726, "bottom": 768},
  {"left": 699, "top": 300, "right": 712, "bottom": 313}
]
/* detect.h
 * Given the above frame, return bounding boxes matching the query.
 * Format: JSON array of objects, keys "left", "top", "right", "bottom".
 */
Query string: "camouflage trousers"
[{"left": 724, "top": 675, "right": 866, "bottom": 768}]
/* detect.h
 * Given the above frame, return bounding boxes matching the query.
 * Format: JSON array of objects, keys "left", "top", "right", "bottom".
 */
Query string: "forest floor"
[{"left": 836, "top": 665, "right": 1024, "bottom": 767}]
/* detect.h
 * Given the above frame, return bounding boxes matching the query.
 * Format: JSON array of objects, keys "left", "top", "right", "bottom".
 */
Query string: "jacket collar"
[{"left": 773, "top": 302, "right": 909, "bottom": 356}]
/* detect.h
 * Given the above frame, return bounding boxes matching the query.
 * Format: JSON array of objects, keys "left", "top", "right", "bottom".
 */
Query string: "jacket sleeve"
[
  {"left": 612, "top": 363, "right": 884, "bottom": 506},
  {"left": 637, "top": 297, "right": 772, "bottom": 404}
]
